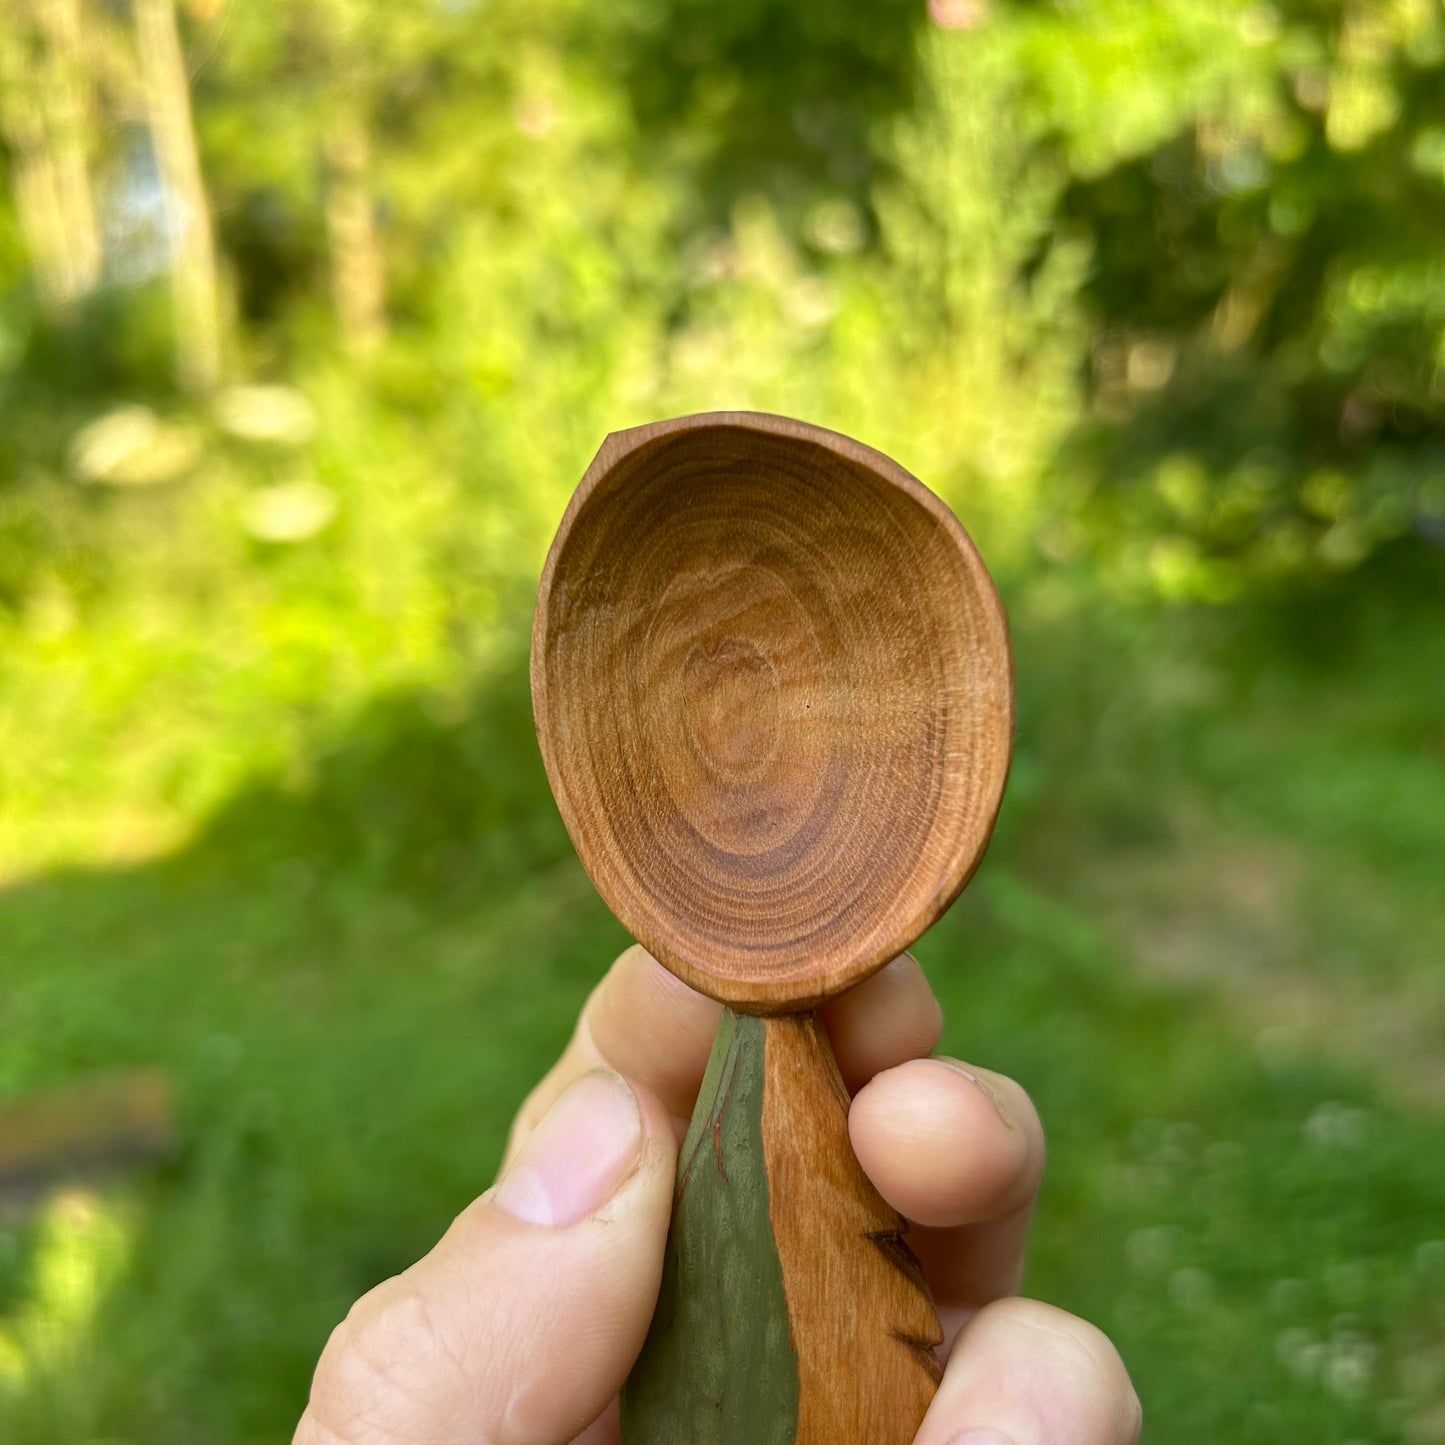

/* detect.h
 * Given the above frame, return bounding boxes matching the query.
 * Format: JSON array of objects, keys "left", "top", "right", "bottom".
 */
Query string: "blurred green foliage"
[{"left": 0, "top": 0, "right": 1443, "bottom": 1441}]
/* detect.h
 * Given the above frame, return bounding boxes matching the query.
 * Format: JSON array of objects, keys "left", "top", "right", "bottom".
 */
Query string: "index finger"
[{"left": 850, "top": 1056, "right": 1046, "bottom": 1330}]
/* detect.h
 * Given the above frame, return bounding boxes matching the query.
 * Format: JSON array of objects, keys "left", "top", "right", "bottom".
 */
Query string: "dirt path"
[{"left": 1071, "top": 816, "right": 1445, "bottom": 1112}]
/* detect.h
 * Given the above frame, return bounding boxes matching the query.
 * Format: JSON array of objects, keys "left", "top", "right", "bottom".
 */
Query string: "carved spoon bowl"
[{"left": 531, "top": 411, "right": 1013, "bottom": 1014}]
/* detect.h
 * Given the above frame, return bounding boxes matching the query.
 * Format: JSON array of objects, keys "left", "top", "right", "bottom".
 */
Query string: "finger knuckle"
[
  {"left": 1123, "top": 1381, "right": 1144, "bottom": 1443},
  {"left": 1065, "top": 1315, "right": 1131, "bottom": 1397},
  {"left": 1067, "top": 1323, "right": 1140, "bottom": 1440},
  {"left": 305, "top": 1276, "right": 460, "bottom": 1443},
  {"left": 1002, "top": 1298, "right": 1139, "bottom": 1432}
]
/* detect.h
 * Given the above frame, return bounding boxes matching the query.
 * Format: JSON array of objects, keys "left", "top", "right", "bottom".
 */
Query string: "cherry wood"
[
  {"left": 761, "top": 1011, "right": 943, "bottom": 1442},
  {"left": 621, "top": 1010, "right": 940, "bottom": 1445},
  {"left": 620, "top": 1010, "right": 799, "bottom": 1443},
  {"left": 532, "top": 411, "right": 1013, "bottom": 1013}
]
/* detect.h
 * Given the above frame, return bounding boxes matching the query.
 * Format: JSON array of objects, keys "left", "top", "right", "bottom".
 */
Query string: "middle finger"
[{"left": 850, "top": 1055, "right": 1046, "bottom": 1319}]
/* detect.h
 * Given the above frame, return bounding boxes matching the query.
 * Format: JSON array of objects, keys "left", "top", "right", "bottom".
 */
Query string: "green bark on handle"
[{"left": 620, "top": 1010, "right": 800, "bottom": 1444}]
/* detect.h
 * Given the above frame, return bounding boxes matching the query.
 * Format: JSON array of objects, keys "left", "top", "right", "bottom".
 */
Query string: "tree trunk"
[
  {"left": 134, "top": 0, "right": 222, "bottom": 391},
  {"left": 0, "top": 0, "right": 103, "bottom": 315},
  {"left": 324, "top": 110, "right": 387, "bottom": 355}
]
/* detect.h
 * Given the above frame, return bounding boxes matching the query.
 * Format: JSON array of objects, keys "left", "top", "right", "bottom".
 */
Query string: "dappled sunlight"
[
  {"left": 0, "top": 1191, "right": 133, "bottom": 1399},
  {"left": 1, "top": 0, "right": 1443, "bottom": 1438}
]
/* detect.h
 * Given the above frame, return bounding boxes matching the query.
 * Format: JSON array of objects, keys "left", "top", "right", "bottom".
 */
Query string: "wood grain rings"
[{"left": 531, "top": 412, "right": 1013, "bottom": 1013}]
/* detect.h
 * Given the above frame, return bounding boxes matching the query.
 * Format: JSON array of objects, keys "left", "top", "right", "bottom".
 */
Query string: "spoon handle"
[{"left": 621, "top": 1007, "right": 942, "bottom": 1444}]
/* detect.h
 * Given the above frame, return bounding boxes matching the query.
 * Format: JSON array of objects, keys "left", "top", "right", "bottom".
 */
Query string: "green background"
[{"left": 1, "top": 0, "right": 1443, "bottom": 1440}]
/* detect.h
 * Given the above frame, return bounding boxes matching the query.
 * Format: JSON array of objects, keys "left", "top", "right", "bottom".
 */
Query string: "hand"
[{"left": 295, "top": 946, "right": 1141, "bottom": 1445}]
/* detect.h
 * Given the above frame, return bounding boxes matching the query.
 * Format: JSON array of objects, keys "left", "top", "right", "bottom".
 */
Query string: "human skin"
[{"left": 294, "top": 946, "right": 1142, "bottom": 1445}]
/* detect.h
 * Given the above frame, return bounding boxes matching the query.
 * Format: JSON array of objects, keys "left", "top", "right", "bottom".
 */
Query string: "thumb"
[{"left": 296, "top": 1069, "right": 677, "bottom": 1445}]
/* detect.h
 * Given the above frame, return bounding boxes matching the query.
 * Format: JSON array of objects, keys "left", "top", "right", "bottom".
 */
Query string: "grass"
[{"left": 1, "top": 559, "right": 1443, "bottom": 1443}]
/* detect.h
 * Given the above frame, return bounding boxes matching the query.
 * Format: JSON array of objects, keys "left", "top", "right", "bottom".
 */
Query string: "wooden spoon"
[{"left": 532, "top": 412, "right": 1013, "bottom": 1444}]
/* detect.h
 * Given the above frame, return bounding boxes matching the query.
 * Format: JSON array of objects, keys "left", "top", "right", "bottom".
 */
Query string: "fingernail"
[
  {"left": 937, "top": 1058, "right": 1014, "bottom": 1129},
  {"left": 493, "top": 1070, "right": 643, "bottom": 1226},
  {"left": 950, "top": 1432, "right": 1014, "bottom": 1445}
]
